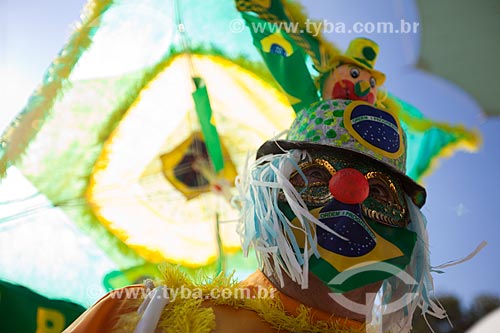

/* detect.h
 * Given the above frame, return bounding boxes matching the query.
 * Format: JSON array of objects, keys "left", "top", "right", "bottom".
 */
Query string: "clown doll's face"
[{"left": 322, "top": 64, "right": 378, "bottom": 105}]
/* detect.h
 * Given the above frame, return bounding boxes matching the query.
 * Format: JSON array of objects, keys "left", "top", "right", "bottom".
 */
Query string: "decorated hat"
[
  {"left": 329, "top": 38, "right": 386, "bottom": 86},
  {"left": 257, "top": 99, "right": 426, "bottom": 207}
]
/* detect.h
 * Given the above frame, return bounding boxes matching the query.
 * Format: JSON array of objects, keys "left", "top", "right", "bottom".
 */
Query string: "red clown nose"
[{"left": 328, "top": 168, "right": 369, "bottom": 204}]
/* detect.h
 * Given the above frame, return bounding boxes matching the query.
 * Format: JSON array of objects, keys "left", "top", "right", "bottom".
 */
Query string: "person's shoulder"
[
  {"left": 202, "top": 300, "right": 287, "bottom": 333},
  {"left": 63, "top": 285, "right": 146, "bottom": 333}
]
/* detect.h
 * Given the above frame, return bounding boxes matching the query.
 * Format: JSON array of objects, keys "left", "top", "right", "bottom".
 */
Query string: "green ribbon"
[{"left": 192, "top": 77, "right": 224, "bottom": 172}]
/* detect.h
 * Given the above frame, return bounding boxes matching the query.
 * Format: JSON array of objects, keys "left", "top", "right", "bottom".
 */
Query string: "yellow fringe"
[
  {"left": 159, "top": 298, "right": 216, "bottom": 333},
  {"left": 242, "top": 298, "right": 365, "bottom": 333},
  {"left": 379, "top": 95, "right": 482, "bottom": 181},
  {"left": 382, "top": 95, "right": 481, "bottom": 152},
  {"left": 113, "top": 265, "right": 364, "bottom": 333},
  {"left": 0, "top": 0, "right": 114, "bottom": 176}
]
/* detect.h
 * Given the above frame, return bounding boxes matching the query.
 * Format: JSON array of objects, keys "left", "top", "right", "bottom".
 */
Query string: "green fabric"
[
  {"left": 103, "top": 251, "right": 259, "bottom": 290},
  {"left": 278, "top": 156, "right": 417, "bottom": 293},
  {"left": 241, "top": 12, "right": 319, "bottom": 112},
  {"left": 236, "top": 0, "right": 335, "bottom": 68},
  {"left": 393, "top": 95, "right": 480, "bottom": 181},
  {"left": 310, "top": 220, "right": 417, "bottom": 293},
  {"left": 0, "top": 0, "right": 267, "bottom": 307},
  {"left": 103, "top": 263, "right": 162, "bottom": 291},
  {"left": 192, "top": 77, "right": 224, "bottom": 172},
  {"left": 16, "top": 71, "right": 149, "bottom": 269},
  {"left": 0, "top": 280, "right": 85, "bottom": 333}
]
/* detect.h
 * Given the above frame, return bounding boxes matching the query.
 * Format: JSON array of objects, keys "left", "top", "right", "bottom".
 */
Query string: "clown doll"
[{"left": 318, "top": 38, "right": 385, "bottom": 105}]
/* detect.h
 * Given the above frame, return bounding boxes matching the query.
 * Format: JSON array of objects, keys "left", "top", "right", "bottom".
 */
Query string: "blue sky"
[{"left": 1, "top": 0, "right": 499, "bottom": 306}]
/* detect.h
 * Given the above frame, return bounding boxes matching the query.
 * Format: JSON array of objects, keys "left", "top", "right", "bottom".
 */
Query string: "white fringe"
[
  {"left": 234, "top": 149, "right": 348, "bottom": 289},
  {"left": 377, "top": 195, "right": 447, "bottom": 333}
]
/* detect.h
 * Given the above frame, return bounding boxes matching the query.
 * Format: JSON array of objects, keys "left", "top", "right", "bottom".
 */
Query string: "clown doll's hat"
[
  {"left": 327, "top": 38, "right": 386, "bottom": 86},
  {"left": 257, "top": 99, "right": 426, "bottom": 207}
]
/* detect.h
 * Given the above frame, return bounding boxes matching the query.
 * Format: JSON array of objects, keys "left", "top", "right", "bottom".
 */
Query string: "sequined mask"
[{"left": 281, "top": 151, "right": 409, "bottom": 228}]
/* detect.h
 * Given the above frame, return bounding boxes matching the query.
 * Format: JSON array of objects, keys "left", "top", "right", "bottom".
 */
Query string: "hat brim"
[
  {"left": 256, "top": 140, "right": 426, "bottom": 208},
  {"left": 331, "top": 55, "right": 386, "bottom": 86}
]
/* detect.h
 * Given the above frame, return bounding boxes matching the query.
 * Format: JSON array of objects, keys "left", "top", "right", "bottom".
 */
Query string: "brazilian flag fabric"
[{"left": 0, "top": 280, "right": 85, "bottom": 333}]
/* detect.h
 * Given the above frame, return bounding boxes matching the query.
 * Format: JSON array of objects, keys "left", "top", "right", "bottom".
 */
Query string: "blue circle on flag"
[
  {"left": 270, "top": 43, "right": 287, "bottom": 57},
  {"left": 348, "top": 104, "right": 401, "bottom": 154}
]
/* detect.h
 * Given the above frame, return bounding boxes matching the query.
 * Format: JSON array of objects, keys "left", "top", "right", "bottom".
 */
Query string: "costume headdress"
[{"left": 316, "top": 38, "right": 386, "bottom": 91}]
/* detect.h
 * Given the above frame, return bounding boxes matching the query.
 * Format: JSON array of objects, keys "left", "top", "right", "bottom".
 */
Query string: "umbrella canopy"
[
  {"left": 0, "top": 0, "right": 292, "bottom": 306},
  {"left": 466, "top": 308, "right": 500, "bottom": 333},
  {"left": 0, "top": 0, "right": 481, "bottom": 309},
  {"left": 416, "top": 0, "right": 500, "bottom": 116}
]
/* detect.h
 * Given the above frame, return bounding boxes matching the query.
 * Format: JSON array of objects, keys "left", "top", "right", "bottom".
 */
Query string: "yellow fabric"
[
  {"left": 291, "top": 208, "right": 403, "bottom": 273},
  {"left": 261, "top": 32, "right": 295, "bottom": 56},
  {"left": 159, "top": 298, "right": 216, "bottom": 333},
  {"left": 343, "top": 101, "right": 404, "bottom": 159},
  {"left": 85, "top": 54, "right": 294, "bottom": 266},
  {"left": 159, "top": 132, "right": 238, "bottom": 200}
]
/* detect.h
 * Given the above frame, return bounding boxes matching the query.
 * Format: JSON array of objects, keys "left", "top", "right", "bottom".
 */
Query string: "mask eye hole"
[
  {"left": 368, "top": 178, "right": 393, "bottom": 203},
  {"left": 363, "top": 171, "right": 409, "bottom": 227},
  {"left": 290, "top": 159, "right": 336, "bottom": 187},
  {"left": 304, "top": 166, "right": 331, "bottom": 184}
]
